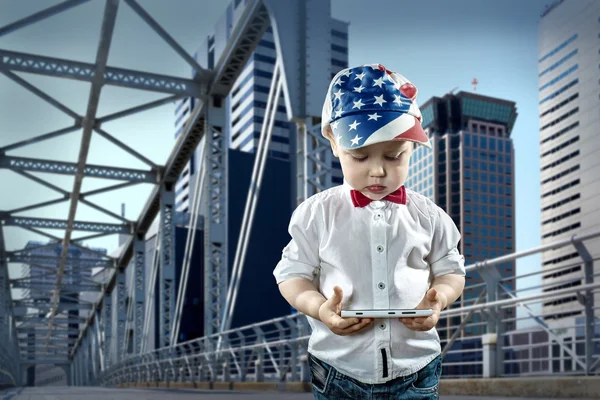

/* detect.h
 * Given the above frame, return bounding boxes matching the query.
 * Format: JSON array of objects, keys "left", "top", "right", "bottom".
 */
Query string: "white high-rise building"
[
  {"left": 174, "top": 0, "right": 348, "bottom": 212},
  {"left": 538, "top": 0, "right": 600, "bottom": 326}
]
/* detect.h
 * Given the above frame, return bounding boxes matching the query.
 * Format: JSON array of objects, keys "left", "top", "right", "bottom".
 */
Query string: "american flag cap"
[{"left": 321, "top": 63, "right": 431, "bottom": 149}]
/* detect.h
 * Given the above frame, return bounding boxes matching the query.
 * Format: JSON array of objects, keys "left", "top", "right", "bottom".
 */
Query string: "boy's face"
[{"left": 327, "top": 129, "right": 414, "bottom": 200}]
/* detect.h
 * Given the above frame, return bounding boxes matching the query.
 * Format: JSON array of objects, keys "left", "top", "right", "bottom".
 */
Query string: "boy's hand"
[
  {"left": 318, "top": 285, "right": 372, "bottom": 336},
  {"left": 400, "top": 288, "right": 447, "bottom": 332}
]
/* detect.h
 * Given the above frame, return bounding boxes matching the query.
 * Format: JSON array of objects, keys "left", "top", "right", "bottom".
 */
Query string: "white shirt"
[{"left": 273, "top": 183, "right": 465, "bottom": 384}]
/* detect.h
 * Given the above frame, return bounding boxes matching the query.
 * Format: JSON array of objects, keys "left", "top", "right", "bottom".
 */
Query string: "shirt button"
[
  {"left": 379, "top": 323, "right": 386, "bottom": 330},
  {"left": 376, "top": 245, "right": 384, "bottom": 253},
  {"left": 374, "top": 212, "right": 383, "bottom": 220},
  {"left": 377, "top": 282, "right": 385, "bottom": 290}
]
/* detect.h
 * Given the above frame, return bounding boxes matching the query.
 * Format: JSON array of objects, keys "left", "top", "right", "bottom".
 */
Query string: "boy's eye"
[{"left": 350, "top": 154, "right": 402, "bottom": 162}]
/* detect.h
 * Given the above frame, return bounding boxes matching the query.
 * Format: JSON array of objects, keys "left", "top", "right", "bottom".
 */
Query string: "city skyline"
[{"left": 0, "top": 0, "right": 553, "bottom": 291}]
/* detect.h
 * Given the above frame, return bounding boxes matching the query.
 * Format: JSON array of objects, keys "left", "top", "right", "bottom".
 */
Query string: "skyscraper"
[
  {"left": 538, "top": 0, "right": 600, "bottom": 326},
  {"left": 406, "top": 91, "right": 518, "bottom": 337},
  {"left": 174, "top": 0, "right": 348, "bottom": 212},
  {"left": 18, "top": 241, "right": 106, "bottom": 385}
]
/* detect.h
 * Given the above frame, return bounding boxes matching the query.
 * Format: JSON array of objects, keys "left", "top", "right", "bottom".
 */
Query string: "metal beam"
[
  {"left": 123, "top": 0, "right": 210, "bottom": 80},
  {"left": 12, "top": 282, "right": 101, "bottom": 292},
  {"left": 0, "top": 49, "right": 203, "bottom": 96},
  {"left": 13, "top": 300, "right": 93, "bottom": 311},
  {"left": 93, "top": 128, "right": 158, "bottom": 169},
  {"left": 97, "top": 94, "right": 184, "bottom": 124},
  {"left": 15, "top": 316, "right": 85, "bottom": 324},
  {"left": 18, "top": 226, "right": 119, "bottom": 258},
  {"left": 6, "top": 253, "right": 115, "bottom": 269},
  {"left": 210, "top": 0, "right": 270, "bottom": 95},
  {"left": 18, "top": 340, "right": 71, "bottom": 347},
  {"left": 2, "top": 70, "right": 81, "bottom": 119},
  {"left": 0, "top": 154, "right": 157, "bottom": 183},
  {"left": 69, "top": 0, "right": 268, "bottom": 357},
  {"left": 20, "top": 359, "right": 70, "bottom": 365},
  {"left": 3, "top": 215, "right": 129, "bottom": 234},
  {"left": 0, "top": 125, "right": 81, "bottom": 153},
  {"left": 18, "top": 329, "right": 79, "bottom": 335},
  {"left": 8, "top": 198, "right": 67, "bottom": 215},
  {"left": 46, "top": 0, "right": 119, "bottom": 348},
  {"left": 132, "top": 239, "right": 145, "bottom": 354},
  {"left": 158, "top": 187, "right": 176, "bottom": 347},
  {"left": 0, "top": 0, "right": 91, "bottom": 37},
  {"left": 204, "top": 100, "right": 228, "bottom": 336}
]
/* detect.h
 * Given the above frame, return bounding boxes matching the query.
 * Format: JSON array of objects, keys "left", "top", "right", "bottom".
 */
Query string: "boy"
[{"left": 273, "top": 63, "right": 466, "bottom": 399}]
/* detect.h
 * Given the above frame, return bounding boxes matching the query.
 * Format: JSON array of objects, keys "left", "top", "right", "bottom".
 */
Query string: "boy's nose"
[{"left": 369, "top": 163, "right": 386, "bottom": 177}]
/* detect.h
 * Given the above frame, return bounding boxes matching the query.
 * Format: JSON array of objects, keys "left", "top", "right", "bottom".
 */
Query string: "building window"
[
  {"left": 331, "top": 44, "right": 348, "bottom": 54},
  {"left": 542, "top": 222, "right": 581, "bottom": 239},
  {"left": 541, "top": 179, "right": 580, "bottom": 198},
  {"left": 331, "top": 29, "right": 348, "bottom": 39},
  {"left": 540, "top": 107, "right": 579, "bottom": 132},
  {"left": 540, "top": 79, "right": 578, "bottom": 105},
  {"left": 541, "top": 136, "right": 579, "bottom": 158}
]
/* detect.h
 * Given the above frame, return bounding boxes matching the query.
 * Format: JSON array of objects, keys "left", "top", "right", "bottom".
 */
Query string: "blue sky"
[{"left": 0, "top": 0, "right": 551, "bottom": 304}]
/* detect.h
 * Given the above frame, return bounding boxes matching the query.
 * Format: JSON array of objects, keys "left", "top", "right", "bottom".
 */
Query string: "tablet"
[{"left": 341, "top": 309, "right": 433, "bottom": 318}]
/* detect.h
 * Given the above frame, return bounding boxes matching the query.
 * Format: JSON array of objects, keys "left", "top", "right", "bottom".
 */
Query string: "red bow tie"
[{"left": 350, "top": 186, "right": 407, "bottom": 207}]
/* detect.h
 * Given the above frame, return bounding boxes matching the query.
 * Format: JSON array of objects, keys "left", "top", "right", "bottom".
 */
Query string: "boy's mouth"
[{"left": 365, "top": 185, "right": 386, "bottom": 193}]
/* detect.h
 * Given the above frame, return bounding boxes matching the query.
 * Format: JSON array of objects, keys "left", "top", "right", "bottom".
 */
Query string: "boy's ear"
[{"left": 324, "top": 126, "right": 340, "bottom": 158}]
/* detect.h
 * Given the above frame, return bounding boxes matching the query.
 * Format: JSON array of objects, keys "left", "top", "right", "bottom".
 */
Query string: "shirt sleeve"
[
  {"left": 273, "top": 199, "right": 321, "bottom": 284},
  {"left": 427, "top": 204, "right": 466, "bottom": 277}
]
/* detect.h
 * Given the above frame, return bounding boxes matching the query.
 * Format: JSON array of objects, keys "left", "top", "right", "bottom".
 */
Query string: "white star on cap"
[
  {"left": 341, "top": 69, "right": 352, "bottom": 77},
  {"left": 349, "top": 120, "right": 361, "bottom": 131},
  {"left": 373, "top": 76, "right": 385, "bottom": 88},
  {"left": 331, "top": 120, "right": 340, "bottom": 130},
  {"left": 368, "top": 112, "right": 382, "bottom": 121},
  {"left": 353, "top": 85, "right": 365, "bottom": 93},
  {"left": 334, "top": 76, "right": 345, "bottom": 86},
  {"left": 374, "top": 94, "right": 387, "bottom": 106},
  {"left": 334, "top": 109, "right": 343, "bottom": 118},
  {"left": 352, "top": 99, "right": 365, "bottom": 109},
  {"left": 333, "top": 89, "right": 344, "bottom": 100},
  {"left": 355, "top": 71, "right": 366, "bottom": 80},
  {"left": 350, "top": 134, "right": 362, "bottom": 146},
  {"left": 393, "top": 94, "right": 403, "bottom": 105},
  {"left": 336, "top": 134, "right": 342, "bottom": 142}
]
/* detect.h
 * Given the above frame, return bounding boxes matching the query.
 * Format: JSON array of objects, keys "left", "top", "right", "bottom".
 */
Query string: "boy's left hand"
[{"left": 400, "top": 288, "right": 447, "bottom": 332}]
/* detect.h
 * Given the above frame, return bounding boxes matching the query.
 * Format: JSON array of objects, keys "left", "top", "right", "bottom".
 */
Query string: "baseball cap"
[{"left": 321, "top": 63, "right": 431, "bottom": 149}]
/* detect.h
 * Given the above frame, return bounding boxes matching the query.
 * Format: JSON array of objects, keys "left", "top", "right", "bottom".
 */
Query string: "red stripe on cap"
[{"left": 393, "top": 116, "right": 429, "bottom": 145}]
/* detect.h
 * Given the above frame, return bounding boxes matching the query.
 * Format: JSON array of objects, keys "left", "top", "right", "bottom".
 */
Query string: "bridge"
[{"left": 0, "top": 1, "right": 598, "bottom": 399}]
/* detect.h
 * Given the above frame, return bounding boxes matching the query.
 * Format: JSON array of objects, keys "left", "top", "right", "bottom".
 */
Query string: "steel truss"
[{"left": 0, "top": 0, "right": 332, "bottom": 383}]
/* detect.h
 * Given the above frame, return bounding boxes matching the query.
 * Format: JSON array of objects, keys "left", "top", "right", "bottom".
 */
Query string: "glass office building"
[
  {"left": 406, "top": 91, "right": 518, "bottom": 338},
  {"left": 538, "top": 0, "right": 600, "bottom": 329}
]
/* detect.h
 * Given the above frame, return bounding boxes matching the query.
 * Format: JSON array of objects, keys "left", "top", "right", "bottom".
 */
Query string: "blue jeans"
[{"left": 308, "top": 353, "right": 442, "bottom": 400}]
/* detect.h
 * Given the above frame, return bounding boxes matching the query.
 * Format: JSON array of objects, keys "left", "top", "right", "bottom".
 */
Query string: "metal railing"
[{"left": 96, "top": 229, "right": 600, "bottom": 386}]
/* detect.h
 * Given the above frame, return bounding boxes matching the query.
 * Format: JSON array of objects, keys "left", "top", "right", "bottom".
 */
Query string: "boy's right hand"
[{"left": 318, "top": 285, "right": 372, "bottom": 336}]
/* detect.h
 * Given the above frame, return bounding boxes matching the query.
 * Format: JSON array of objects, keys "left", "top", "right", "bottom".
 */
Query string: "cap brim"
[
  {"left": 392, "top": 115, "right": 431, "bottom": 149},
  {"left": 333, "top": 113, "right": 431, "bottom": 149}
]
